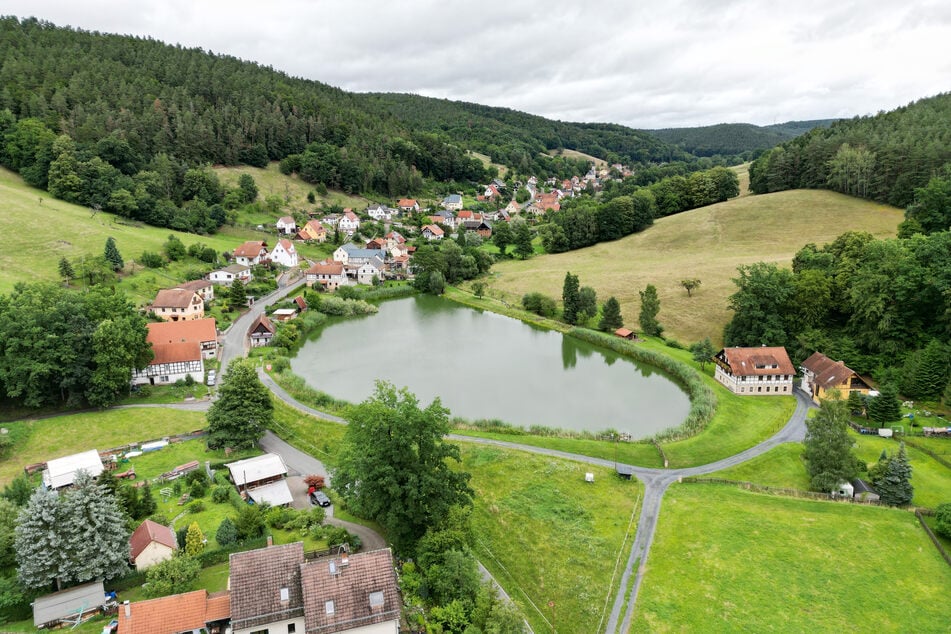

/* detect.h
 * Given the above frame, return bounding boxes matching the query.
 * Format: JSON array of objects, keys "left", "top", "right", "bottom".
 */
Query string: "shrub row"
[
  {"left": 316, "top": 296, "right": 378, "bottom": 317},
  {"left": 271, "top": 370, "right": 352, "bottom": 415},
  {"left": 453, "top": 417, "right": 630, "bottom": 441},
  {"left": 338, "top": 284, "right": 417, "bottom": 302},
  {"left": 194, "top": 536, "right": 269, "bottom": 567},
  {"left": 567, "top": 328, "right": 718, "bottom": 442}
]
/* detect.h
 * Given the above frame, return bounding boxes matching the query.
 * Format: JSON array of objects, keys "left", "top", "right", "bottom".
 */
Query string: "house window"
[
  {"left": 250, "top": 630, "right": 268, "bottom": 634},
  {"left": 287, "top": 625, "right": 296, "bottom": 634},
  {"left": 325, "top": 600, "right": 335, "bottom": 615},
  {"left": 766, "top": 386, "right": 770, "bottom": 392},
  {"left": 757, "top": 387, "right": 762, "bottom": 392}
]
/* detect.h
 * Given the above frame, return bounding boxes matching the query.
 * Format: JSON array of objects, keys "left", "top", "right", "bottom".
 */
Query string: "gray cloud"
[{"left": 5, "top": 0, "right": 950, "bottom": 128}]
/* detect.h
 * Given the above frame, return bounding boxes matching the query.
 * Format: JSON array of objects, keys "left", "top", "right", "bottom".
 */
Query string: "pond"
[{"left": 290, "top": 295, "right": 690, "bottom": 438}]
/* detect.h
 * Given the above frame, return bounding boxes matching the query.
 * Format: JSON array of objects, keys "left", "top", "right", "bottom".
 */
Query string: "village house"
[
  {"left": 208, "top": 263, "right": 252, "bottom": 285},
  {"left": 462, "top": 219, "right": 493, "bottom": 238},
  {"left": 504, "top": 200, "right": 522, "bottom": 216},
  {"left": 385, "top": 231, "right": 405, "bottom": 249},
  {"left": 42, "top": 449, "right": 104, "bottom": 490},
  {"left": 306, "top": 260, "right": 348, "bottom": 290},
  {"left": 333, "top": 243, "right": 387, "bottom": 266},
  {"left": 483, "top": 184, "right": 501, "bottom": 200},
  {"left": 297, "top": 219, "right": 328, "bottom": 243},
  {"left": 151, "top": 288, "right": 205, "bottom": 322},
  {"left": 269, "top": 238, "right": 299, "bottom": 268},
  {"left": 249, "top": 314, "right": 276, "bottom": 347},
  {"left": 357, "top": 256, "right": 385, "bottom": 285},
  {"left": 365, "top": 237, "right": 386, "bottom": 251},
  {"left": 229, "top": 542, "right": 401, "bottom": 634},
  {"left": 233, "top": 241, "right": 268, "bottom": 267},
  {"left": 456, "top": 210, "right": 483, "bottom": 224},
  {"left": 174, "top": 279, "right": 214, "bottom": 303},
  {"left": 713, "top": 346, "right": 795, "bottom": 395},
  {"left": 276, "top": 216, "right": 297, "bottom": 235},
  {"left": 800, "top": 352, "right": 872, "bottom": 404},
  {"left": 117, "top": 589, "right": 231, "bottom": 634},
  {"left": 322, "top": 213, "right": 341, "bottom": 227},
  {"left": 441, "top": 194, "right": 463, "bottom": 211},
  {"left": 338, "top": 210, "right": 361, "bottom": 235},
  {"left": 485, "top": 208, "right": 510, "bottom": 222},
  {"left": 226, "top": 453, "right": 294, "bottom": 507},
  {"left": 129, "top": 519, "right": 178, "bottom": 572},
  {"left": 132, "top": 339, "right": 204, "bottom": 386},
  {"left": 397, "top": 198, "right": 420, "bottom": 213},
  {"left": 272, "top": 308, "right": 297, "bottom": 322},
  {"left": 421, "top": 224, "right": 444, "bottom": 240},
  {"left": 146, "top": 318, "right": 218, "bottom": 359},
  {"left": 431, "top": 209, "right": 456, "bottom": 229},
  {"left": 366, "top": 203, "right": 393, "bottom": 221}
]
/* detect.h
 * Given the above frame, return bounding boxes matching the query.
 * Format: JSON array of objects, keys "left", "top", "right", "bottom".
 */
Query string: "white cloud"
[{"left": 5, "top": 0, "right": 950, "bottom": 128}]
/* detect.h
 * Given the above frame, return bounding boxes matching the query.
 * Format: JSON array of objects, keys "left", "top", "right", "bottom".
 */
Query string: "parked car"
[
  {"left": 206, "top": 370, "right": 216, "bottom": 386},
  {"left": 310, "top": 490, "right": 331, "bottom": 507}
]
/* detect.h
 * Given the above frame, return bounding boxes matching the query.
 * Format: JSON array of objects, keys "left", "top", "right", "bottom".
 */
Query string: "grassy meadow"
[
  {"left": 633, "top": 484, "right": 951, "bottom": 632},
  {"left": 487, "top": 189, "right": 902, "bottom": 344},
  {"left": 0, "top": 408, "right": 207, "bottom": 486},
  {"left": 548, "top": 148, "right": 608, "bottom": 168},
  {"left": 0, "top": 168, "right": 259, "bottom": 297},
  {"left": 460, "top": 444, "right": 642, "bottom": 634}
]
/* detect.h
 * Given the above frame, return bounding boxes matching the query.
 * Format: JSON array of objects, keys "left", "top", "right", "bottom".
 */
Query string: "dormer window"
[
  {"left": 280, "top": 587, "right": 289, "bottom": 602},
  {"left": 369, "top": 591, "right": 385, "bottom": 610},
  {"left": 325, "top": 600, "right": 335, "bottom": 615}
]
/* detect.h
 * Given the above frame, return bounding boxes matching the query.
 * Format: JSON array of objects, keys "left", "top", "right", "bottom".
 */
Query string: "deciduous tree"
[
  {"left": 491, "top": 220, "right": 513, "bottom": 257},
  {"left": 690, "top": 338, "right": 715, "bottom": 370},
  {"left": 206, "top": 359, "right": 272, "bottom": 449},
  {"left": 513, "top": 221, "right": 534, "bottom": 259},
  {"left": 803, "top": 398, "right": 857, "bottom": 492},
  {"left": 143, "top": 555, "right": 200, "bottom": 599},
  {"left": 334, "top": 383, "right": 472, "bottom": 554},
  {"left": 680, "top": 278, "right": 701, "bottom": 297}
]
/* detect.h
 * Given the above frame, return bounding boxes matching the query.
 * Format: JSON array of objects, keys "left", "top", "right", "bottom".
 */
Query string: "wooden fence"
[
  {"left": 680, "top": 477, "right": 885, "bottom": 506},
  {"left": 915, "top": 509, "right": 951, "bottom": 568}
]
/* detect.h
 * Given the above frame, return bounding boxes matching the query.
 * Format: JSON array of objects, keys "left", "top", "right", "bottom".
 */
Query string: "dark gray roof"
[{"left": 33, "top": 581, "right": 105, "bottom": 627}]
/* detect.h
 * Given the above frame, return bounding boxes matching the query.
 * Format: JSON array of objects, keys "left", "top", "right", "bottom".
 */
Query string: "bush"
[
  {"left": 139, "top": 251, "right": 165, "bottom": 268},
  {"left": 215, "top": 517, "right": 238, "bottom": 546},
  {"left": 143, "top": 555, "right": 200, "bottom": 599},
  {"left": 189, "top": 480, "right": 207, "bottom": 499},
  {"left": 935, "top": 503, "right": 951, "bottom": 539},
  {"left": 266, "top": 506, "right": 297, "bottom": 529},
  {"left": 188, "top": 500, "right": 205, "bottom": 514},
  {"left": 234, "top": 504, "right": 266, "bottom": 540},
  {"left": 522, "top": 292, "right": 557, "bottom": 317},
  {"left": 316, "top": 295, "right": 378, "bottom": 317},
  {"left": 211, "top": 485, "right": 232, "bottom": 504}
]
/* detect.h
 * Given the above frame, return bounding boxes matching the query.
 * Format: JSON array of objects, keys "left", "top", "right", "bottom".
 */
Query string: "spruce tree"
[
  {"left": 59, "top": 471, "right": 131, "bottom": 584},
  {"left": 868, "top": 383, "right": 901, "bottom": 425},
  {"left": 914, "top": 340, "right": 950, "bottom": 399},
  {"left": 877, "top": 442, "right": 914, "bottom": 506},
  {"left": 846, "top": 390, "right": 864, "bottom": 415},
  {"left": 598, "top": 297, "right": 624, "bottom": 332},
  {"left": 638, "top": 284, "right": 663, "bottom": 337},
  {"left": 562, "top": 272, "right": 580, "bottom": 325},
  {"left": 15, "top": 487, "right": 67, "bottom": 590},
  {"left": 215, "top": 517, "right": 238, "bottom": 546},
  {"left": 58, "top": 256, "right": 74, "bottom": 283},
  {"left": 228, "top": 279, "right": 247, "bottom": 308},
  {"left": 104, "top": 236, "right": 124, "bottom": 271}
]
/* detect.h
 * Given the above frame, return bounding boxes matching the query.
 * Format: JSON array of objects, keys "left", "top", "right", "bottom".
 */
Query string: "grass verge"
[
  {"left": 633, "top": 483, "right": 951, "bottom": 632},
  {"left": 459, "top": 444, "right": 642, "bottom": 634}
]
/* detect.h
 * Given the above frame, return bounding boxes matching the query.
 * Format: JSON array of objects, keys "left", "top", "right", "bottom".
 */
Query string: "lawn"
[
  {"left": 0, "top": 408, "right": 207, "bottom": 486},
  {"left": 633, "top": 484, "right": 951, "bottom": 632},
  {"left": 0, "top": 168, "right": 260, "bottom": 297},
  {"left": 460, "top": 444, "right": 642, "bottom": 634},
  {"left": 486, "top": 189, "right": 902, "bottom": 344},
  {"left": 452, "top": 430, "right": 664, "bottom": 468},
  {"left": 711, "top": 442, "right": 811, "bottom": 489},
  {"left": 268, "top": 397, "right": 347, "bottom": 469},
  {"left": 851, "top": 432, "right": 951, "bottom": 509}
]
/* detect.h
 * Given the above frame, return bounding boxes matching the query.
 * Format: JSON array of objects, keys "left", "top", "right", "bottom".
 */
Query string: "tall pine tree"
[
  {"left": 598, "top": 297, "right": 623, "bottom": 332},
  {"left": 868, "top": 383, "right": 901, "bottom": 425},
  {"left": 877, "top": 442, "right": 913, "bottom": 506},
  {"left": 57, "top": 256, "right": 74, "bottom": 284},
  {"left": 638, "top": 284, "right": 663, "bottom": 337},
  {"left": 562, "top": 272, "right": 580, "bottom": 325},
  {"left": 104, "top": 237, "right": 124, "bottom": 271}
]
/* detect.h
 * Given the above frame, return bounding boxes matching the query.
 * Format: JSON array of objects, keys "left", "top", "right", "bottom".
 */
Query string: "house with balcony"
[{"left": 713, "top": 346, "right": 795, "bottom": 395}]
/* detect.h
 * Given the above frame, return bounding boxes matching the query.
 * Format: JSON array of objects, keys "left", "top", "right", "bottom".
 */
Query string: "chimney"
[
  {"left": 266, "top": 535, "right": 273, "bottom": 547},
  {"left": 124, "top": 600, "right": 130, "bottom": 619}
]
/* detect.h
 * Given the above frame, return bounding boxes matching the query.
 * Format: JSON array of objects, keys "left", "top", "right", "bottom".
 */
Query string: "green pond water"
[{"left": 290, "top": 295, "right": 690, "bottom": 438}]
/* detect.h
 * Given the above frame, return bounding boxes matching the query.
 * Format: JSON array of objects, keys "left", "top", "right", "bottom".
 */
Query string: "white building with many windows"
[{"left": 713, "top": 346, "right": 795, "bottom": 395}]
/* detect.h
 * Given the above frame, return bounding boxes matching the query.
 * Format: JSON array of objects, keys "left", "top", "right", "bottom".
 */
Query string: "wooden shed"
[{"left": 614, "top": 328, "right": 635, "bottom": 340}]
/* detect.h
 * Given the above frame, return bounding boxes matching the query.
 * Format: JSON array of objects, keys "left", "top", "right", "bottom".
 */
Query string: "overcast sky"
[{"left": 6, "top": 1, "right": 951, "bottom": 128}]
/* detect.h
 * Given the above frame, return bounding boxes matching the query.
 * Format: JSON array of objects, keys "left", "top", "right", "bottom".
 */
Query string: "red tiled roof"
[
  {"left": 146, "top": 318, "right": 217, "bottom": 345},
  {"left": 153, "top": 288, "right": 200, "bottom": 309},
  {"left": 117, "top": 590, "right": 229, "bottom": 634},
  {"left": 278, "top": 216, "right": 295, "bottom": 224},
  {"left": 129, "top": 519, "right": 177, "bottom": 561},
  {"left": 149, "top": 342, "right": 201, "bottom": 365},
  {"left": 275, "top": 238, "right": 295, "bottom": 252},
  {"left": 718, "top": 347, "right": 795, "bottom": 376},
  {"left": 398, "top": 198, "right": 417, "bottom": 207},
  {"left": 422, "top": 224, "right": 444, "bottom": 236},
  {"left": 802, "top": 352, "right": 859, "bottom": 390},
  {"left": 230, "top": 543, "right": 305, "bottom": 631},
  {"left": 307, "top": 261, "right": 345, "bottom": 276},
  {"left": 301, "top": 549, "right": 401, "bottom": 634},
  {"left": 234, "top": 241, "right": 267, "bottom": 258}
]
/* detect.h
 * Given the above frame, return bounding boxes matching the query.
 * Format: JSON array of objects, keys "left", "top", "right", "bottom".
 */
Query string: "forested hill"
[
  {"left": 645, "top": 120, "right": 834, "bottom": 158},
  {"left": 0, "top": 17, "right": 692, "bottom": 202},
  {"left": 749, "top": 93, "right": 951, "bottom": 208},
  {"left": 361, "top": 93, "right": 690, "bottom": 173}
]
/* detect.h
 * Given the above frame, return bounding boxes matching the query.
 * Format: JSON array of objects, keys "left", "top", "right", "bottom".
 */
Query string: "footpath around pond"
[{"left": 115, "top": 279, "right": 816, "bottom": 634}]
